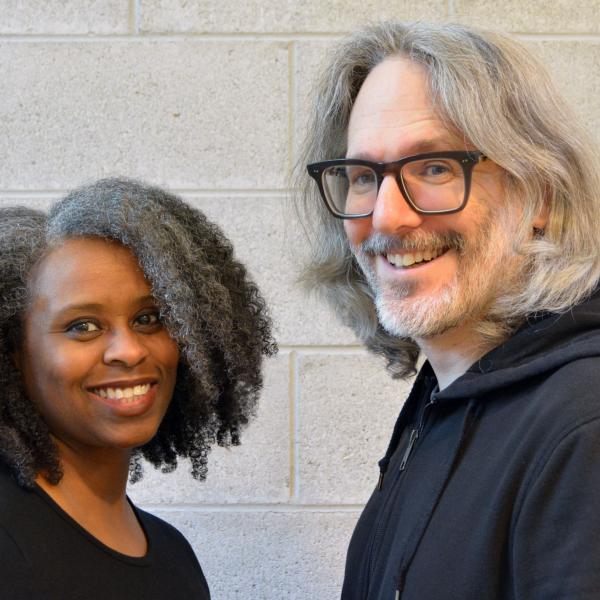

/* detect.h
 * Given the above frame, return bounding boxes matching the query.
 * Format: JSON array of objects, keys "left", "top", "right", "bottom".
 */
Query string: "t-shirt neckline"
[{"left": 32, "top": 481, "right": 153, "bottom": 566}]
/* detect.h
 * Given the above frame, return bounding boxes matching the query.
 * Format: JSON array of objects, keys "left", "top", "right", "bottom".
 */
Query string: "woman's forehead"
[{"left": 28, "top": 238, "right": 152, "bottom": 315}]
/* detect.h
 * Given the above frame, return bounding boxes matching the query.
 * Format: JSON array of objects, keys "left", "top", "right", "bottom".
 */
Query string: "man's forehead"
[
  {"left": 346, "top": 56, "right": 465, "bottom": 159},
  {"left": 350, "top": 56, "right": 430, "bottom": 113}
]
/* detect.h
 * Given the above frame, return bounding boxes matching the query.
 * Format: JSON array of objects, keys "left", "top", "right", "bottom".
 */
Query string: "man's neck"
[{"left": 416, "top": 320, "right": 503, "bottom": 390}]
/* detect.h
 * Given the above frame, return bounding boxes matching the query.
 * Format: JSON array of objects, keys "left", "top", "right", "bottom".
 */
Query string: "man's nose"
[
  {"left": 103, "top": 328, "right": 149, "bottom": 367},
  {"left": 371, "top": 174, "right": 424, "bottom": 234}
]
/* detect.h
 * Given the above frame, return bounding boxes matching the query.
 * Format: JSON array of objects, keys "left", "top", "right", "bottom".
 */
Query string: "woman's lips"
[{"left": 87, "top": 382, "right": 158, "bottom": 415}]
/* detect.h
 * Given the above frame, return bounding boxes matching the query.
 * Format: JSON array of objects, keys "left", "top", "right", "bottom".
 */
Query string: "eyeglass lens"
[{"left": 322, "top": 157, "right": 467, "bottom": 215}]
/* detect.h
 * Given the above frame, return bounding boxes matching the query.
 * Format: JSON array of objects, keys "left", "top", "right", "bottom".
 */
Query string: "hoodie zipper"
[
  {"left": 399, "top": 398, "right": 434, "bottom": 471},
  {"left": 366, "top": 398, "right": 435, "bottom": 593},
  {"left": 398, "top": 429, "right": 419, "bottom": 471}
]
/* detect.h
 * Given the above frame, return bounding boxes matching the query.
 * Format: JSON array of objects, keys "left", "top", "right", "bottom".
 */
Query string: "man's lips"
[{"left": 385, "top": 247, "right": 448, "bottom": 268}]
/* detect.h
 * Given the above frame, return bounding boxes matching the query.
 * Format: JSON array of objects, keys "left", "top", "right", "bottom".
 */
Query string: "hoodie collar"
[{"left": 433, "top": 286, "right": 600, "bottom": 402}]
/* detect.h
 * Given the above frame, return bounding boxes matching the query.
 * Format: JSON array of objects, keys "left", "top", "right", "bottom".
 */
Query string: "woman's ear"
[
  {"left": 9, "top": 330, "right": 23, "bottom": 370},
  {"left": 10, "top": 347, "right": 22, "bottom": 371}
]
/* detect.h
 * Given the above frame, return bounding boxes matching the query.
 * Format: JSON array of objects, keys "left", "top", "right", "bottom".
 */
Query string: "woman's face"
[{"left": 16, "top": 237, "right": 179, "bottom": 456}]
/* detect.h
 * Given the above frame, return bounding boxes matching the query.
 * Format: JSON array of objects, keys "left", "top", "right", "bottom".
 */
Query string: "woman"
[{"left": 0, "top": 178, "right": 276, "bottom": 599}]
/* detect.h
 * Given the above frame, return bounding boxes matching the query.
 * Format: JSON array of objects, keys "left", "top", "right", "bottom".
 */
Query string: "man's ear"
[{"left": 532, "top": 195, "right": 549, "bottom": 233}]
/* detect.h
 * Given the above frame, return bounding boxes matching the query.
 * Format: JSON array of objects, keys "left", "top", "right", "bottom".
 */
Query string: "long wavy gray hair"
[{"left": 296, "top": 21, "right": 600, "bottom": 378}]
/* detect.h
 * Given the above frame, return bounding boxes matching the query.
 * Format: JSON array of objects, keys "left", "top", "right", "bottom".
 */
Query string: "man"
[{"left": 299, "top": 22, "right": 600, "bottom": 599}]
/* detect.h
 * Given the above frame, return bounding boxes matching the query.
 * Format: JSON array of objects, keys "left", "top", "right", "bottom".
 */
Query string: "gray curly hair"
[
  {"left": 296, "top": 21, "right": 600, "bottom": 378},
  {"left": 0, "top": 177, "right": 276, "bottom": 487}
]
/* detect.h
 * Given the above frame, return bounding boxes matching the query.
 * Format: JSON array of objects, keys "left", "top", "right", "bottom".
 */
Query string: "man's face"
[{"left": 344, "top": 56, "right": 529, "bottom": 340}]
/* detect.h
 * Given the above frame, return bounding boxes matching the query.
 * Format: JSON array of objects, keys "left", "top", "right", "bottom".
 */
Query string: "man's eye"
[
  {"left": 67, "top": 321, "right": 100, "bottom": 334},
  {"left": 424, "top": 164, "right": 450, "bottom": 176},
  {"left": 348, "top": 168, "right": 376, "bottom": 187},
  {"left": 414, "top": 160, "right": 457, "bottom": 181}
]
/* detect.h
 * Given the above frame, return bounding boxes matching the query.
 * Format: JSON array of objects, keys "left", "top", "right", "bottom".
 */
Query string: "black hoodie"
[{"left": 342, "top": 288, "right": 600, "bottom": 600}]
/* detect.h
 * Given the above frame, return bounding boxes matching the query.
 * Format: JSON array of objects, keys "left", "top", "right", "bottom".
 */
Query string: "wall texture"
[{"left": 2, "top": 2, "right": 600, "bottom": 598}]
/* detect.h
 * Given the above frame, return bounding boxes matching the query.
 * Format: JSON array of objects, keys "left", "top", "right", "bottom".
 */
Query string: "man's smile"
[{"left": 386, "top": 247, "right": 449, "bottom": 269}]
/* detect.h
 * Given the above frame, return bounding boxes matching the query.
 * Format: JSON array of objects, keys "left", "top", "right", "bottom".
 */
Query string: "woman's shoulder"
[
  {"left": 133, "top": 505, "right": 211, "bottom": 598},
  {"left": 134, "top": 504, "right": 199, "bottom": 558},
  {"left": 0, "top": 469, "right": 40, "bottom": 597},
  {"left": 0, "top": 466, "right": 38, "bottom": 530}
]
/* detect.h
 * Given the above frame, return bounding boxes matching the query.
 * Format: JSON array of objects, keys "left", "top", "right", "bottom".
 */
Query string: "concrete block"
[
  {"left": 0, "top": 41, "right": 288, "bottom": 190},
  {"left": 129, "top": 354, "right": 290, "bottom": 504},
  {"left": 0, "top": 1, "right": 129, "bottom": 34},
  {"left": 454, "top": 0, "right": 600, "bottom": 33},
  {"left": 140, "top": 0, "right": 447, "bottom": 34},
  {"left": 294, "top": 41, "right": 338, "bottom": 165},
  {"left": 0, "top": 196, "right": 58, "bottom": 211},
  {"left": 146, "top": 508, "right": 360, "bottom": 600},
  {"left": 524, "top": 41, "right": 600, "bottom": 147},
  {"left": 297, "top": 353, "right": 413, "bottom": 504},
  {"left": 184, "top": 195, "right": 358, "bottom": 346}
]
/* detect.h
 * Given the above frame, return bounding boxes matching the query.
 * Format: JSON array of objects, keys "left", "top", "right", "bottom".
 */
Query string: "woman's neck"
[{"left": 35, "top": 441, "right": 147, "bottom": 557}]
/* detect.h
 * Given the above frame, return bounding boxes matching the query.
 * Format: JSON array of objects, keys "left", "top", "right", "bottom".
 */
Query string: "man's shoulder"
[
  {"left": 506, "top": 355, "right": 600, "bottom": 449},
  {"left": 534, "top": 354, "right": 600, "bottom": 402}
]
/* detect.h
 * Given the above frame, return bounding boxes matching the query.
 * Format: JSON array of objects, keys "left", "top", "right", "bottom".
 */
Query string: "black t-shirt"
[{"left": 0, "top": 467, "right": 211, "bottom": 599}]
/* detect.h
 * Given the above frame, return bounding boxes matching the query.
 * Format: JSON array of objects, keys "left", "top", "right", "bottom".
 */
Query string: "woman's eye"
[
  {"left": 67, "top": 321, "right": 100, "bottom": 335},
  {"left": 135, "top": 312, "right": 161, "bottom": 328}
]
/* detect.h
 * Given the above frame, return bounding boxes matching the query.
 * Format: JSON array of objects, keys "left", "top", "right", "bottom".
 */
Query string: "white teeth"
[
  {"left": 387, "top": 248, "right": 443, "bottom": 268},
  {"left": 91, "top": 383, "right": 152, "bottom": 402}
]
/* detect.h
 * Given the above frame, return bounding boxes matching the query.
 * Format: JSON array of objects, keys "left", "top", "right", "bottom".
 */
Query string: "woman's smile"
[{"left": 87, "top": 380, "right": 158, "bottom": 416}]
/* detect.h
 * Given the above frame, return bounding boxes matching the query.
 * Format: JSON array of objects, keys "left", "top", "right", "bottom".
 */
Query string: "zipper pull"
[
  {"left": 395, "top": 590, "right": 400, "bottom": 600},
  {"left": 376, "top": 456, "right": 390, "bottom": 491},
  {"left": 399, "top": 428, "right": 419, "bottom": 471}
]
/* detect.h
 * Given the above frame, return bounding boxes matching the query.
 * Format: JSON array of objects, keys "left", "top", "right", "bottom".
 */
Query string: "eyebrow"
[
  {"left": 346, "top": 138, "right": 460, "bottom": 161},
  {"left": 53, "top": 296, "right": 157, "bottom": 316}
]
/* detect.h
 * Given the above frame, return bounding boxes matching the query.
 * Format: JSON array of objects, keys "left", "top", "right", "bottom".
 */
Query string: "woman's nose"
[{"left": 102, "top": 329, "right": 149, "bottom": 367}]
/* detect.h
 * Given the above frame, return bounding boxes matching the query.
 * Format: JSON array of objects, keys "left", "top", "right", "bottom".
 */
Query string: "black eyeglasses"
[{"left": 307, "top": 151, "right": 487, "bottom": 219}]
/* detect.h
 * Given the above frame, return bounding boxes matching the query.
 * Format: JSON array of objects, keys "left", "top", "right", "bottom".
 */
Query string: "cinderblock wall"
[{"left": 2, "top": 2, "right": 599, "bottom": 598}]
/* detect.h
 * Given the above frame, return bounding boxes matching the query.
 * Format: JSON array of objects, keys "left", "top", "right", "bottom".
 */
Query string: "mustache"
[{"left": 356, "top": 231, "right": 465, "bottom": 256}]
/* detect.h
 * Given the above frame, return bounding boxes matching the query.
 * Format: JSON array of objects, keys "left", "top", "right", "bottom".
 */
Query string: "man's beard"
[{"left": 352, "top": 211, "right": 522, "bottom": 340}]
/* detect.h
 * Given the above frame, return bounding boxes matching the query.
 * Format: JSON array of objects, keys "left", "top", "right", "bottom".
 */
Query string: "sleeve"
[{"left": 512, "top": 417, "right": 600, "bottom": 600}]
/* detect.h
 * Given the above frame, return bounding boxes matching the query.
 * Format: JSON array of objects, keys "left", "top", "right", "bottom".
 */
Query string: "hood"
[{"left": 436, "top": 286, "right": 600, "bottom": 402}]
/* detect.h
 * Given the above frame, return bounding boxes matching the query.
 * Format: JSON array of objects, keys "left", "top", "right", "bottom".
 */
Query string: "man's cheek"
[{"left": 344, "top": 219, "right": 368, "bottom": 248}]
